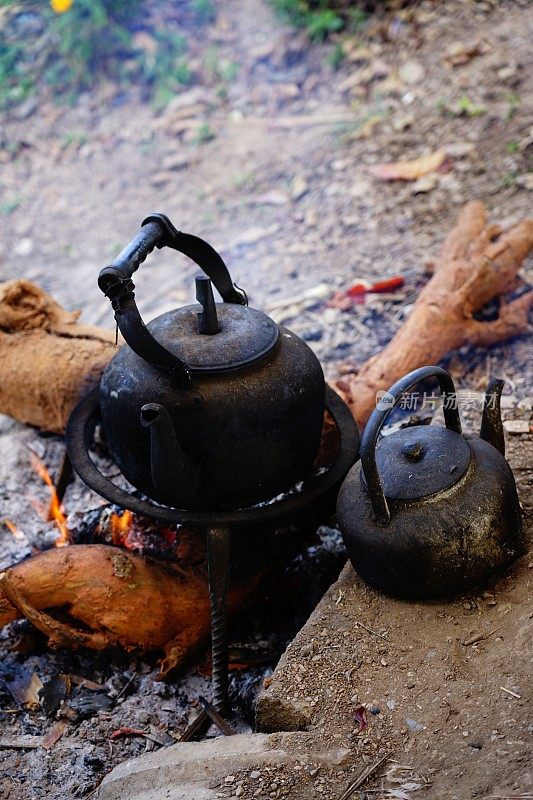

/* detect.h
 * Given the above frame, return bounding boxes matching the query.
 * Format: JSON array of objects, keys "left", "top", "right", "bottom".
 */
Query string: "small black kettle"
[
  {"left": 337, "top": 366, "right": 524, "bottom": 599},
  {"left": 95, "top": 214, "right": 325, "bottom": 511}
]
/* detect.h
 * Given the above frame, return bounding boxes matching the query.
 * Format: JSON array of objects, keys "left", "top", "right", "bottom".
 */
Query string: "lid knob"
[
  {"left": 401, "top": 441, "right": 425, "bottom": 462},
  {"left": 196, "top": 275, "right": 219, "bottom": 335}
]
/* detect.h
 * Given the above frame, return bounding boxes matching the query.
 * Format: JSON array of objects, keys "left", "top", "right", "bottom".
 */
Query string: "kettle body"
[
  {"left": 97, "top": 214, "right": 325, "bottom": 511},
  {"left": 337, "top": 366, "right": 524, "bottom": 599}
]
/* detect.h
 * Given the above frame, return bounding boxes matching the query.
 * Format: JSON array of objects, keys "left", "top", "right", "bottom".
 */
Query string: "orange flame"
[
  {"left": 30, "top": 453, "right": 70, "bottom": 547},
  {"left": 4, "top": 519, "right": 25, "bottom": 540},
  {"left": 109, "top": 510, "right": 134, "bottom": 548}
]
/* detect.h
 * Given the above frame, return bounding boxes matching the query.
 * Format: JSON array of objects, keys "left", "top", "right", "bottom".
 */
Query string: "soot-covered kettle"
[
  {"left": 96, "top": 214, "right": 326, "bottom": 511},
  {"left": 337, "top": 366, "right": 524, "bottom": 599}
]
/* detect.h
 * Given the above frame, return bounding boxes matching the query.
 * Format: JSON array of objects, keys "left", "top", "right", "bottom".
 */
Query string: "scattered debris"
[
  {"left": 353, "top": 705, "right": 368, "bottom": 735},
  {"left": 500, "top": 686, "right": 521, "bottom": 699},
  {"left": 42, "top": 720, "right": 68, "bottom": 751},
  {"left": 338, "top": 753, "right": 389, "bottom": 800},
  {"left": 463, "top": 628, "right": 499, "bottom": 647},
  {"left": 0, "top": 664, "right": 43, "bottom": 708},
  {"left": 110, "top": 727, "right": 147, "bottom": 741},
  {"left": 405, "top": 718, "right": 425, "bottom": 733},
  {"left": 445, "top": 39, "right": 491, "bottom": 67},
  {"left": 0, "top": 735, "right": 43, "bottom": 749},
  {"left": 368, "top": 150, "right": 451, "bottom": 182},
  {"left": 39, "top": 673, "right": 72, "bottom": 715},
  {"left": 503, "top": 420, "right": 530, "bottom": 434}
]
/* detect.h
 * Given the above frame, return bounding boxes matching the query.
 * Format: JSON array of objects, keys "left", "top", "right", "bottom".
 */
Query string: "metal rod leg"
[{"left": 206, "top": 526, "right": 231, "bottom": 715}]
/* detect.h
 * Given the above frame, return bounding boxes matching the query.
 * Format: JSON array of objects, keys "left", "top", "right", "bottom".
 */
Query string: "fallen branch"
[{"left": 331, "top": 201, "right": 533, "bottom": 425}]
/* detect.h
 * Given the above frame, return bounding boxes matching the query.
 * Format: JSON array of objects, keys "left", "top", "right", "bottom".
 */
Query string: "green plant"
[
  {"left": 44, "top": 0, "right": 142, "bottom": 92},
  {"left": 326, "top": 42, "right": 345, "bottom": 70},
  {"left": 0, "top": 0, "right": 198, "bottom": 110},
  {"left": 0, "top": 196, "right": 22, "bottom": 214},
  {"left": 139, "top": 29, "right": 192, "bottom": 108},
  {"left": 455, "top": 96, "right": 486, "bottom": 118},
  {"left": 506, "top": 93, "right": 520, "bottom": 121},
  {"left": 506, "top": 140, "right": 519, "bottom": 154},
  {"left": 272, "top": 1, "right": 367, "bottom": 41},
  {"left": 203, "top": 47, "right": 239, "bottom": 84},
  {"left": 0, "top": 38, "right": 33, "bottom": 108},
  {"left": 194, "top": 122, "right": 215, "bottom": 144},
  {"left": 192, "top": 0, "right": 216, "bottom": 24},
  {"left": 62, "top": 131, "right": 88, "bottom": 148},
  {"left": 502, "top": 171, "right": 517, "bottom": 188}
]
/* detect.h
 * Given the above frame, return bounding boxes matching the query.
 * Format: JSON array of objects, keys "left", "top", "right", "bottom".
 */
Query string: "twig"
[
  {"left": 338, "top": 753, "right": 389, "bottom": 800},
  {"left": 500, "top": 686, "right": 521, "bottom": 699},
  {"left": 355, "top": 620, "right": 389, "bottom": 641},
  {"left": 198, "top": 696, "right": 236, "bottom": 736},
  {"left": 0, "top": 736, "right": 42, "bottom": 749},
  {"left": 114, "top": 673, "right": 136, "bottom": 702},
  {"left": 178, "top": 708, "right": 210, "bottom": 742},
  {"left": 54, "top": 450, "right": 74, "bottom": 506},
  {"left": 463, "top": 628, "right": 499, "bottom": 646}
]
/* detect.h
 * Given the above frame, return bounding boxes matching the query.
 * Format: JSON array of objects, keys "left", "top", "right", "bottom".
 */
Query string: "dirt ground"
[
  {"left": 252, "top": 433, "right": 532, "bottom": 800},
  {"left": 0, "top": 0, "right": 531, "bottom": 797}
]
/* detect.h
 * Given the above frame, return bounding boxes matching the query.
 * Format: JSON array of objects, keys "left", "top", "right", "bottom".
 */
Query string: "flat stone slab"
[{"left": 97, "top": 732, "right": 351, "bottom": 800}]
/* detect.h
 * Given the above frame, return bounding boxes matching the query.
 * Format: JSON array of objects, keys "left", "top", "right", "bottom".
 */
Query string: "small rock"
[
  {"left": 225, "top": 775, "right": 236, "bottom": 783},
  {"left": 445, "top": 142, "right": 477, "bottom": 158},
  {"left": 250, "top": 771, "right": 261, "bottom": 780},
  {"left": 411, "top": 174, "right": 439, "bottom": 194},
  {"left": 387, "top": 699, "right": 396, "bottom": 710},
  {"left": 399, "top": 60, "right": 425, "bottom": 85},
  {"left": 503, "top": 419, "right": 529, "bottom": 434},
  {"left": 13, "top": 238, "right": 34, "bottom": 257},
  {"left": 235, "top": 786, "right": 244, "bottom": 797},
  {"left": 14, "top": 96, "right": 38, "bottom": 120},
  {"left": 149, "top": 172, "right": 172, "bottom": 187},
  {"left": 406, "top": 718, "right": 425, "bottom": 733},
  {"left": 162, "top": 153, "right": 191, "bottom": 171},
  {"left": 254, "top": 190, "right": 290, "bottom": 206},
  {"left": 290, "top": 176, "right": 309, "bottom": 201},
  {"left": 515, "top": 174, "right": 533, "bottom": 191},
  {"left": 392, "top": 113, "right": 415, "bottom": 132}
]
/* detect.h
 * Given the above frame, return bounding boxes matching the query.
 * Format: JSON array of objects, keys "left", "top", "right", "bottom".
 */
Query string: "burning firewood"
[
  {"left": 331, "top": 201, "right": 533, "bottom": 425},
  {"left": 0, "top": 202, "right": 531, "bottom": 433},
  {"left": 0, "top": 531, "right": 304, "bottom": 678}
]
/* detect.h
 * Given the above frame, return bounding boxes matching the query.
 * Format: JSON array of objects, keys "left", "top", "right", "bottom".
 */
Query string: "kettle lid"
[
  {"left": 367, "top": 425, "right": 471, "bottom": 501},
  {"left": 147, "top": 302, "right": 279, "bottom": 373}
]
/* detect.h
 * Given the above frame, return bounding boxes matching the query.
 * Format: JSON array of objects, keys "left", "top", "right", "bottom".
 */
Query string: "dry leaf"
[
  {"left": 445, "top": 39, "right": 491, "bottom": 67},
  {"left": 368, "top": 149, "right": 452, "bottom": 182}
]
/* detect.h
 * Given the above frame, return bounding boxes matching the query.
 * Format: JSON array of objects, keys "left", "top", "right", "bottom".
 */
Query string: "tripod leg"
[{"left": 206, "top": 526, "right": 231, "bottom": 715}]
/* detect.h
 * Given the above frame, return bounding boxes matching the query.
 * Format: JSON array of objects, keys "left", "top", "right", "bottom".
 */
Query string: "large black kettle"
[
  {"left": 96, "top": 214, "right": 325, "bottom": 511},
  {"left": 337, "top": 366, "right": 524, "bottom": 599}
]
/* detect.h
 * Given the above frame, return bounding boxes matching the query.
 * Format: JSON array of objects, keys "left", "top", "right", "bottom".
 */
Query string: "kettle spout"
[
  {"left": 140, "top": 403, "right": 200, "bottom": 503},
  {"left": 480, "top": 378, "right": 505, "bottom": 457}
]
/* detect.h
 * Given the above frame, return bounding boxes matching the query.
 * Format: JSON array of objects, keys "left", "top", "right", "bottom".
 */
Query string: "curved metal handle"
[
  {"left": 97, "top": 214, "right": 247, "bottom": 382},
  {"left": 361, "top": 366, "right": 462, "bottom": 525}
]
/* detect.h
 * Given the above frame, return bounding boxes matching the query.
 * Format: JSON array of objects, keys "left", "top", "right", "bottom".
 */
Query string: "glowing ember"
[
  {"left": 30, "top": 453, "right": 70, "bottom": 547},
  {"left": 3, "top": 518, "right": 25, "bottom": 540}
]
